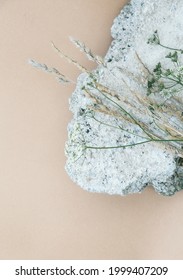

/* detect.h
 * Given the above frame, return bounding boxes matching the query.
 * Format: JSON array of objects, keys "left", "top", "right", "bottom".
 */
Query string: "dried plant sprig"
[
  {"left": 51, "top": 41, "right": 88, "bottom": 73},
  {"left": 30, "top": 34, "right": 183, "bottom": 159},
  {"left": 28, "top": 59, "right": 73, "bottom": 84},
  {"left": 89, "top": 80, "right": 155, "bottom": 139},
  {"left": 69, "top": 37, "right": 106, "bottom": 66},
  {"left": 83, "top": 75, "right": 181, "bottom": 154}
]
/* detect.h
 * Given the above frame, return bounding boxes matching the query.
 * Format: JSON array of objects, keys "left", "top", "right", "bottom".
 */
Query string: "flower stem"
[{"left": 85, "top": 138, "right": 183, "bottom": 150}]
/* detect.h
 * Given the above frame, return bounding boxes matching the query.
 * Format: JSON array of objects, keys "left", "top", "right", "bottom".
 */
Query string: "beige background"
[{"left": 0, "top": 0, "right": 183, "bottom": 260}]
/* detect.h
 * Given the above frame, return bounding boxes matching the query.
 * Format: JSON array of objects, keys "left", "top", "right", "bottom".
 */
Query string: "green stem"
[
  {"left": 164, "top": 83, "right": 177, "bottom": 90},
  {"left": 92, "top": 115, "right": 149, "bottom": 140},
  {"left": 85, "top": 138, "right": 183, "bottom": 150},
  {"left": 162, "top": 75, "right": 183, "bottom": 86},
  {"left": 159, "top": 43, "right": 183, "bottom": 53},
  {"left": 86, "top": 140, "right": 152, "bottom": 150}
]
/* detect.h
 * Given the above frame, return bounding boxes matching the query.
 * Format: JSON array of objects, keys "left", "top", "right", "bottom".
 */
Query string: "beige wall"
[{"left": 0, "top": 0, "right": 183, "bottom": 260}]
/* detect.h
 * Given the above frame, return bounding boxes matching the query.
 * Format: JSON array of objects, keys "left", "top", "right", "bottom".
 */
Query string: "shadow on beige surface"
[{"left": 0, "top": 0, "right": 183, "bottom": 259}]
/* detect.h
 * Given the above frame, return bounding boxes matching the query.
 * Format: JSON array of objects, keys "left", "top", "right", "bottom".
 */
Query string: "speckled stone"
[{"left": 65, "top": 0, "right": 183, "bottom": 196}]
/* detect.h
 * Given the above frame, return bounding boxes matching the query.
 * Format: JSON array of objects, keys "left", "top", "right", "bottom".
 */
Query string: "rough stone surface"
[{"left": 65, "top": 0, "right": 183, "bottom": 196}]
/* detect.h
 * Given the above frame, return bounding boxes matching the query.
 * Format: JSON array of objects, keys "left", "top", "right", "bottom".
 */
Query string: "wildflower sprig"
[
  {"left": 147, "top": 31, "right": 183, "bottom": 98},
  {"left": 147, "top": 30, "right": 183, "bottom": 53}
]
